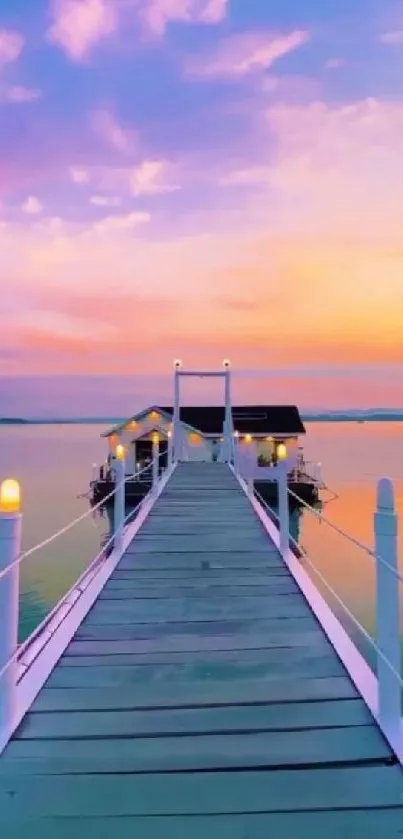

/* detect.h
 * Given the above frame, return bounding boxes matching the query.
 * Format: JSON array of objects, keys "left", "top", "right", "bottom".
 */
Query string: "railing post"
[
  {"left": 278, "top": 462, "right": 289, "bottom": 555},
  {"left": 374, "top": 477, "right": 401, "bottom": 732},
  {"left": 167, "top": 431, "right": 173, "bottom": 469},
  {"left": 113, "top": 447, "right": 125, "bottom": 552},
  {"left": 0, "top": 479, "right": 21, "bottom": 748},
  {"left": 152, "top": 435, "right": 159, "bottom": 491}
]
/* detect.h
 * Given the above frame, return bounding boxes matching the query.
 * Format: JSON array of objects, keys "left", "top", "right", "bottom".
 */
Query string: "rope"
[
  {"left": 0, "top": 473, "right": 161, "bottom": 685},
  {"left": 287, "top": 486, "right": 403, "bottom": 585},
  {"left": 0, "top": 450, "right": 169, "bottom": 585},
  {"left": 251, "top": 487, "right": 403, "bottom": 692}
]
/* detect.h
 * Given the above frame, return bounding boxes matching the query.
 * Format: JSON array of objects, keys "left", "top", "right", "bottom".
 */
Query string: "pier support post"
[
  {"left": 278, "top": 462, "right": 290, "bottom": 556},
  {"left": 374, "top": 477, "right": 401, "bottom": 733},
  {"left": 0, "top": 479, "right": 21, "bottom": 751},
  {"left": 113, "top": 447, "right": 125, "bottom": 552},
  {"left": 152, "top": 435, "right": 159, "bottom": 491}
]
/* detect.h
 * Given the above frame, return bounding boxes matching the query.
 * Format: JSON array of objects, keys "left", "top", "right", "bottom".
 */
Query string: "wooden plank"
[
  {"left": 84, "top": 594, "right": 309, "bottom": 623},
  {"left": 1, "top": 726, "right": 391, "bottom": 775},
  {"left": 2, "top": 809, "right": 403, "bottom": 839},
  {"left": 66, "top": 628, "right": 329, "bottom": 656},
  {"left": 75, "top": 615, "right": 320, "bottom": 640},
  {"left": 57, "top": 644, "right": 334, "bottom": 668},
  {"left": 31, "top": 675, "right": 358, "bottom": 712},
  {"left": 45, "top": 650, "right": 344, "bottom": 688},
  {"left": 97, "top": 581, "right": 299, "bottom": 599},
  {"left": 118, "top": 555, "right": 282, "bottom": 570},
  {"left": 14, "top": 698, "right": 373, "bottom": 740},
  {"left": 127, "top": 539, "right": 273, "bottom": 554},
  {"left": 0, "top": 766, "right": 402, "bottom": 817},
  {"left": 111, "top": 568, "right": 290, "bottom": 580}
]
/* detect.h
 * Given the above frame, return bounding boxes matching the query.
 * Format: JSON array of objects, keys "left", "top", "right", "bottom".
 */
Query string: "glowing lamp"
[
  {"left": 223, "top": 359, "right": 231, "bottom": 369},
  {"left": 152, "top": 432, "right": 159, "bottom": 444},
  {"left": 115, "top": 444, "right": 125, "bottom": 461},
  {"left": 167, "top": 430, "right": 172, "bottom": 439},
  {"left": 244, "top": 434, "right": 252, "bottom": 443},
  {"left": 233, "top": 430, "right": 240, "bottom": 438},
  {"left": 150, "top": 411, "right": 159, "bottom": 420},
  {"left": 0, "top": 479, "right": 21, "bottom": 514},
  {"left": 174, "top": 359, "right": 182, "bottom": 369},
  {"left": 277, "top": 443, "right": 287, "bottom": 461}
]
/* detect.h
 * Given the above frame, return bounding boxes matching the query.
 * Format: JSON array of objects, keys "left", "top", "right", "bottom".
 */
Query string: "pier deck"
[{"left": 0, "top": 463, "right": 402, "bottom": 837}]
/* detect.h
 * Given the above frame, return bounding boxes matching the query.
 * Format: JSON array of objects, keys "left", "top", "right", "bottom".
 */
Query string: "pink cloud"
[
  {"left": 325, "top": 57, "right": 345, "bottom": 69},
  {"left": 185, "top": 30, "right": 309, "bottom": 78},
  {"left": 47, "top": 0, "right": 118, "bottom": 61},
  {"left": 0, "top": 29, "right": 24, "bottom": 65},
  {"left": 130, "top": 160, "right": 180, "bottom": 195},
  {"left": 90, "top": 107, "right": 137, "bottom": 154},
  {"left": 5, "top": 86, "right": 42, "bottom": 103},
  {"left": 139, "top": 0, "right": 227, "bottom": 38},
  {"left": 381, "top": 30, "right": 403, "bottom": 45},
  {"left": 90, "top": 194, "right": 121, "bottom": 206}
]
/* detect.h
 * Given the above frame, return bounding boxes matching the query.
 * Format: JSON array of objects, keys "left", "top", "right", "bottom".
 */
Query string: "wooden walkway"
[{"left": 0, "top": 462, "right": 402, "bottom": 837}]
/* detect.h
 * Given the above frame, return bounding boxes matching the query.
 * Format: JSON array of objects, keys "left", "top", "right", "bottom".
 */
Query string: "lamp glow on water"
[{"left": 0, "top": 479, "right": 21, "bottom": 514}]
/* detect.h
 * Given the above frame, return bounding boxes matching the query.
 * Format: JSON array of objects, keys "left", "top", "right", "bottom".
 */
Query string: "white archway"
[{"left": 172, "top": 362, "right": 233, "bottom": 463}]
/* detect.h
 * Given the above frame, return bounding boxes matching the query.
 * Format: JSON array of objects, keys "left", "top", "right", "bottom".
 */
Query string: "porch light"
[
  {"left": 277, "top": 443, "right": 287, "bottom": 460},
  {"left": 223, "top": 359, "right": 231, "bottom": 369},
  {"left": 152, "top": 432, "right": 159, "bottom": 444},
  {"left": 0, "top": 479, "right": 21, "bottom": 514},
  {"left": 174, "top": 359, "right": 182, "bottom": 369},
  {"left": 167, "top": 430, "right": 172, "bottom": 438},
  {"left": 115, "top": 444, "right": 125, "bottom": 460},
  {"left": 244, "top": 434, "right": 252, "bottom": 443},
  {"left": 233, "top": 430, "right": 240, "bottom": 438}
]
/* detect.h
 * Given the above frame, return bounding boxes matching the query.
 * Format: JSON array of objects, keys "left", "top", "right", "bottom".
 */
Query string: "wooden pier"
[{"left": 0, "top": 462, "right": 402, "bottom": 837}]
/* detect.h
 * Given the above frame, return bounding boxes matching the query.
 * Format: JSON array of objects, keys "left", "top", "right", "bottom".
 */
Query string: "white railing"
[
  {"left": 232, "top": 460, "right": 403, "bottom": 765},
  {"left": 0, "top": 445, "right": 174, "bottom": 753}
]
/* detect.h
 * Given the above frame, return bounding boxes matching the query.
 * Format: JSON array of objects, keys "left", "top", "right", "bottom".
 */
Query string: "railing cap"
[{"left": 376, "top": 477, "right": 395, "bottom": 513}]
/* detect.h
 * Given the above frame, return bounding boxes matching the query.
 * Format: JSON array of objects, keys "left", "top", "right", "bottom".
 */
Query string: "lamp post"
[
  {"left": 173, "top": 360, "right": 182, "bottom": 462},
  {"left": 114, "top": 445, "right": 125, "bottom": 552},
  {"left": 0, "top": 479, "right": 21, "bottom": 747}
]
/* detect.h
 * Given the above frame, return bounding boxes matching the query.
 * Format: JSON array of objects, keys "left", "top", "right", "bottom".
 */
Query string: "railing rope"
[
  {"left": 251, "top": 482, "right": 403, "bottom": 691},
  {"left": 247, "top": 473, "right": 403, "bottom": 755},
  {"left": 0, "top": 448, "right": 175, "bottom": 749},
  {"left": 288, "top": 485, "right": 403, "bottom": 585},
  {"left": 0, "top": 450, "right": 168, "bottom": 587}
]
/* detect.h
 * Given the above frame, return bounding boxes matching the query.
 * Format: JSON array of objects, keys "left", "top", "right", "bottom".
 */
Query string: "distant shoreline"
[{"left": 1, "top": 415, "right": 403, "bottom": 425}]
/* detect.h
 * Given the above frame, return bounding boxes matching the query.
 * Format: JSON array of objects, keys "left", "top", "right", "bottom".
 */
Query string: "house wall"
[
  {"left": 181, "top": 430, "right": 213, "bottom": 461},
  {"left": 108, "top": 411, "right": 171, "bottom": 474}
]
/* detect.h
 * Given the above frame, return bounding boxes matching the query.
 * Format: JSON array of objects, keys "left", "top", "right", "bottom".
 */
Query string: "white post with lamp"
[
  {"left": 173, "top": 360, "right": 182, "bottom": 463},
  {"left": 114, "top": 445, "right": 125, "bottom": 552},
  {"left": 152, "top": 433, "right": 159, "bottom": 491},
  {"left": 0, "top": 478, "right": 21, "bottom": 750},
  {"left": 276, "top": 443, "right": 289, "bottom": 555},
  {"left": 223, "top": 359, "right": 232, "bottom": 463}
]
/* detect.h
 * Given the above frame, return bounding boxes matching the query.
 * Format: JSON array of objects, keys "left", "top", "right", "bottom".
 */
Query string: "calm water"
[{"left": 0, "top": 421, "right": 402, "bottom": 654}]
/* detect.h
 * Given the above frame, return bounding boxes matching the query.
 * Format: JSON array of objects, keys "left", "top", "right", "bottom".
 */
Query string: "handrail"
[
  {"left": 252, "top": 486, "right": 403, "bottom": 692},
  {"left": 0, "top": 457, "right": 174, "bottom": 685},
  {"left": 287, "top": 486, "right": 403, "bottom": 585},
  {"left": 0, "top": 449, "right": 168, "bottom": 586}
]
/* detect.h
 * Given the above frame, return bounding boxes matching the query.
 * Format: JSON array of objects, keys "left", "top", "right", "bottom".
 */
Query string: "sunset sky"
[{"left": 2, "top": 0, "right": 403, "bottom": 415}]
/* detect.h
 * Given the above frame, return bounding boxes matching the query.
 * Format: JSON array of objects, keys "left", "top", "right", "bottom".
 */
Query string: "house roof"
[{"left": 157, "top": 406, "right": 305, "bottom": 436}]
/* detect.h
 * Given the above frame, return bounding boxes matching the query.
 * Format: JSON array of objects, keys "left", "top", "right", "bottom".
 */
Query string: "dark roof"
[{"left": 158, "top": 406, "right": 305, "bottom": 436}]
